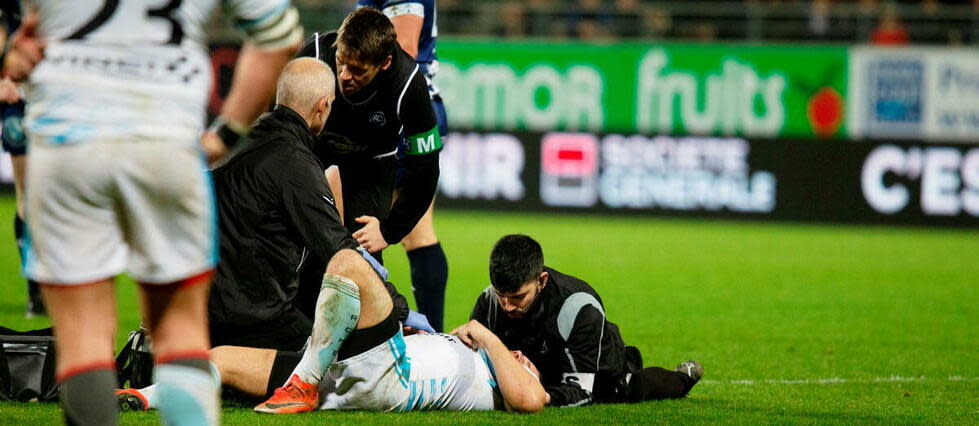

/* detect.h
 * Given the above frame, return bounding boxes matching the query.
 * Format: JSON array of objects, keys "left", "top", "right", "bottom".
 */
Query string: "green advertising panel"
[{"left": 436, "top": 41, "right": 848, "bottom": 138}]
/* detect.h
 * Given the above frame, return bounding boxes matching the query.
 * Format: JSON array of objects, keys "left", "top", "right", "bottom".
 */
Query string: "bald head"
[{"left": 276, "top": 58, "right": 336, "bottom": 133}]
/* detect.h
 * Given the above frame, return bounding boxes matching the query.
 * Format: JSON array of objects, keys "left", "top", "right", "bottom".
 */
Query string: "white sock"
[
  {"left": 290, "top": 274, "right": 360, "bottom": 385},
  {"left": 139, "top": 362, "right": 219, "bottom": 411},
  {"left": 139, "top": 383, "right": 160, "bottom": 409},
  {"left": 154, "top": 364, "right": 220, "bottom": 426},
  {"left": 209, "top": 361, "right": 222, "bottom": 387}
]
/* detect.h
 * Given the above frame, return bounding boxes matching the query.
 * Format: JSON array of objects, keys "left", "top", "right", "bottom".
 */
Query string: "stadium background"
[{"left": 2, "top": 0, "right": 978, "bottom": 423}]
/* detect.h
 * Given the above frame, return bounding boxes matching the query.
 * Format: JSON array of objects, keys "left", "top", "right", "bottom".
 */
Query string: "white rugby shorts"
[{"left": 24, "top": 139, "right": 217, "bottom": 285}]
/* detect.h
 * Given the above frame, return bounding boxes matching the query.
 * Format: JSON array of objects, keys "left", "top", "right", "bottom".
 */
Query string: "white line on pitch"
[{"left": 701, "top": 376, "right": 979, "bottom": 385}]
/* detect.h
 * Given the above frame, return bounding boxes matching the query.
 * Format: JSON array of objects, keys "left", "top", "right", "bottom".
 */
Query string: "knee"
[
  {"left": 325, "top": 249, "right": 362, "bottom": 278},
  {"left": 208, "top": 346, "right": 232, "bottom": 382}
]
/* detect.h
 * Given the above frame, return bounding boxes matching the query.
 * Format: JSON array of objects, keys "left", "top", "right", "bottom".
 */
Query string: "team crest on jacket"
[{"left": 368, "top": 111, "right": 386, "bottom": 126}]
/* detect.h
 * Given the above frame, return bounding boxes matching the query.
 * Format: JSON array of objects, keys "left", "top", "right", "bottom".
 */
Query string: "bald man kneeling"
[{"left": 116, "top": 57, "right": 408, "bottom": 410}]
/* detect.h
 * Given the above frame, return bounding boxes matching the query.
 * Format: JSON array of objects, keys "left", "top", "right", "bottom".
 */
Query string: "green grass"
[{"left": 1, "top": 193, "right": 977, "bottom": 423}]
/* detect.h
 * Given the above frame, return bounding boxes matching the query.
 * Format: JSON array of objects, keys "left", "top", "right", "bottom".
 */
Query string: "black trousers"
[
  {"left": 627, "top": 367, "right": 698, "bottom": 401},
  {"left": 600, "top": 346, "right": 698, "bottom": 402}
]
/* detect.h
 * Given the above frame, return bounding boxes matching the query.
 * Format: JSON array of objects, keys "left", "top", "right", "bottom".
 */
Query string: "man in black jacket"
[
  {"left": 207, "top": 57, "right": 358, "bottom": 351},
  {"left": 294, "top": 8, "right": 443, "bottom": 318},
  {"left": 301, "top": 7, "right": 441, "bottom": 252},
  {"left": 466, "top": 235, "right": 703, "bottom": 407}
]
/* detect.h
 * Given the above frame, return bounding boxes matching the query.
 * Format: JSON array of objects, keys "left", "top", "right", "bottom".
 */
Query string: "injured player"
[{"left": 117, "top": 248, "right": 547, "bottom": 414}]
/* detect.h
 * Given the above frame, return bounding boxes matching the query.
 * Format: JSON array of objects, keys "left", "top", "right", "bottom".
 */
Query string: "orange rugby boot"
[{"left": 254, "top": 374, "right": 319, "bottom": 414}]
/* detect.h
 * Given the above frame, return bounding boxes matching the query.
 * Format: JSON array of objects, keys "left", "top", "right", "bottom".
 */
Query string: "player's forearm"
[
  {"left": 220, "top": 42, "right": 298, "bottom": 128},
  {"left": 480, "top": 335, "right": 547, "bottom": 413}
]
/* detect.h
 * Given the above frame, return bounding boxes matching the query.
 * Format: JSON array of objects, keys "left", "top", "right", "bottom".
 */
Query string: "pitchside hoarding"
[
  {"left": 438, "top": 131, "right": 979, "bottom": 227},
  {"left": 204, "top": 41, "right": 978, "bottom": 143},
  {"left": 436, "top": 42, "right": 849, "bottom": 138},
  {"left": 848, "top": 47, "right": 979, "bottom": 143}
]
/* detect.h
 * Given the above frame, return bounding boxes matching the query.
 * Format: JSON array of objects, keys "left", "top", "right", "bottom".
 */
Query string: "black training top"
[
  {"left": 209, "top": 106, "right": 358, "bottom": 328},
  {"left": 298, "top": 31, "right": 441, "bottom": 244},
  {"left": 470, "top": 267, "right": 635, "bottom": 407}
]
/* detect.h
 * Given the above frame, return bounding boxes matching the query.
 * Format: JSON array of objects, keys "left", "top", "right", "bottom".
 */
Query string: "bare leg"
[
  {"left": 137, "top": 274, "right": 219, "bottom": 425},
  {"left": 137, "top": 276, "right": 211, "bottom": 357},
  {"left": 400, "top": 201, "right": 437, "bottom": 251},
  {"left": 326, "top": 249, "right": 393, "bottom": 329},
  {"left": 11, "top": 154, "right": 25, "bottom": 219},
  {"left": 325, "top": 166, "right": 344, "bottom": 224},
  {"left": 211, "top": 346, "right": 277, "bottom": 398},
  {"left": 41, "top": 280, "right": 119, "bottom": 425}
]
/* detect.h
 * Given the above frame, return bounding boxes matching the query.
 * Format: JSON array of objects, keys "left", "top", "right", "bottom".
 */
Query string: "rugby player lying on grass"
[{"left": 118, "top": 248, "right": 547, "bottom": 413}]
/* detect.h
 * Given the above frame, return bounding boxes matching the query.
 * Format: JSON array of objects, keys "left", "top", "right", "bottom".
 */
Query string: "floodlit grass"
[{"left": 1, "top": 194, "right": 977, "bottom": 424}]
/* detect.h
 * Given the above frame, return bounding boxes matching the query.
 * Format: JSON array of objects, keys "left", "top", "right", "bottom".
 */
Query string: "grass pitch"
[{"left": 0, "top": 194, "right": 976, "bottom": 424}]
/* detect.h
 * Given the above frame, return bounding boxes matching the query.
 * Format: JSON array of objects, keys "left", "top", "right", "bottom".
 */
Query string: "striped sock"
[
  {"left": 58, "top": 364, "right": 118, "bottom": 426},
  {"left": 137, "top": 361, "right": 219, "bottom": 410},
  {"left": 154, "top": 356, "right": 219, "bottom": 426}
]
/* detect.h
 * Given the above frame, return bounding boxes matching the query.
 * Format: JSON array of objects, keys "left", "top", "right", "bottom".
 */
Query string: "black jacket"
[
  {"left": 209, "top": 106, "right": 358, "bottom": 328},
  {"left": 470, "top": 267, "right": 636, "bottom": 407},
  {"left": 298, "top": 31, "right": 440, "bottom": 244}
]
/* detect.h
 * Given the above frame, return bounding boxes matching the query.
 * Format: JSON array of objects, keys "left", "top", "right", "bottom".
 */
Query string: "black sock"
[
  {"left": 407, "top": 243, "right": 448, "bottom": 332},
  {"left": 267, "top": 351, "right": 303, "bottom": 398},
  {"left": 628, "top": 367, "right": 697, "bottom": 401},
  {"left": 59, "top": 367, "right": 118, "bottom": 426},
  {"left": 15, "top": 215, "right": 41, "bottom": 303}
]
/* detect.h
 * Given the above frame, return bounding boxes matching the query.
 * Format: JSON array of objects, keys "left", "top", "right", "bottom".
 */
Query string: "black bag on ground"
[
  {"left": 0, "top": 326, "right": 58, "bottom": 402},
  {"left": 116, "top": 327, "right": 154, "bottom": 389}
]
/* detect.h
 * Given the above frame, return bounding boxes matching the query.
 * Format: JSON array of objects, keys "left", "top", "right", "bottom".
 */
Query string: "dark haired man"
[
  {"left": 469, "top": 234, "right": 703, "bottom": 407},
  {"left": 295, "top": 7, "right": 442, "bottom": 322},
  {"left": 357, "top": 0, "right": 450, "bottom": 334}
]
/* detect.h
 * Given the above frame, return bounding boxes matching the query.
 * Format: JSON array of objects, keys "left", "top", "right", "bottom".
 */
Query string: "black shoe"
[
  {"left": 675, "top": 360, "right": 703, "bottom": 383},
  {"left": 25, "top": 298, "right": 46, "bottom": 318}
]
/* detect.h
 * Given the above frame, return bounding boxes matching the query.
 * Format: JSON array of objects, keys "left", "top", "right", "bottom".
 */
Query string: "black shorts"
[
  {"left": 210, "top": 307, "right": 312, "bottom": 352},
  {"left": 336, "top": 155, "right": 397, "bottom": 237}
]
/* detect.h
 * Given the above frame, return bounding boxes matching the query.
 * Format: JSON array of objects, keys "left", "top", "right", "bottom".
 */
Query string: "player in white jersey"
[
  {"left": 6, "top": 1, "right": 302, "bottom": 425},
  {"left": 320, "top": 331, "right": 503, "bottom": 411},
  {"left": 249, "top": 246, "right": 546, "bottom": 413},
  {"left": 117, "top": 322, "right": 546, "bottom": 413}
]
